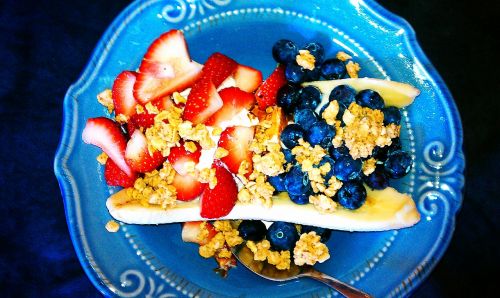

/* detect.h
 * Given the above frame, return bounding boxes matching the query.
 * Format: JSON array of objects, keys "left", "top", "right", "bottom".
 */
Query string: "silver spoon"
[{"left": 232, "top": 244, "right": 372, "bottom": 298}]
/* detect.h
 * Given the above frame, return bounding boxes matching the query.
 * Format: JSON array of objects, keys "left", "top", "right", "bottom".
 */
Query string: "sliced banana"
[
  {"left": 303, "top": 78, "right": 420, "bottom": 108},
  {"left": 106, "top": 186, "right": 420, "bottom": 231}
]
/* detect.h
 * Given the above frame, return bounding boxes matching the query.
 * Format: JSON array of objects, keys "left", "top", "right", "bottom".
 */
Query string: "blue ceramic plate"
[{"left": 54, "top": 0, "right": 465, "bottom": 297}]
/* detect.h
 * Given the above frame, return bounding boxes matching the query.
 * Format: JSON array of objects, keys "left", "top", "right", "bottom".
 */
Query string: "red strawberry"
[
  {"left": 134, "top": 30, "right": 202, "bottom": 103},
  {"left": 255, "top": 64, "right": 287, "bottom": 110},
  {"left": 151, "top": 96, "right": 175, "bottom": 110},
  {"left": 200, "top": 53, "right": 238, "bottom": 87},
  {"left": 181, "top": 221, "right": 217, "bottom": 245},
  {"left": 125, "top": 130, "right": 166, "bottom": 173},
  {"left": 172, "top": 173, "right": 206, "bottom": 201},
  {"left": 82, "top": 117, "right": 134, "bottom": 177},
  {"left": 200, "top": 160, "right": 238, "bottom": 218},
  {"left": 204, "top": 87, "right": 256, "bottom": 126},
  {"left": 112, "top": 71, "right": 138, "bottom": 117},
  {"left": 129, "top": 97, "right": 175, "bottom": 129},
  {"left": 217, "top": 126, "right": 255, "bottom": 175},
  {"left": 168, "top": 142, "right": 205, "bottom": 201},
  {"left": 233, "top": 64, "right": 263, "bottom": 93},
  {"left": 167, "top": 142, "right": 202, "bottom": 176},
  {"left": 129, "top": 113, "right": 156, "bottom": 129},
  {"left": 183, "top": 78, "right": 223, "bottom": 124},
  {"left": 104, "top": 158, "right": 137, "bottom": 187}
]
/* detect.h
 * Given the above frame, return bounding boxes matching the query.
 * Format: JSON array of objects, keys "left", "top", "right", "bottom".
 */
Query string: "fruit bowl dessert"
[
  {"left": 55, "top": 1, "right": 464, "bottom": 297},
  {"left": 82, "top": 29, "right": 421, "bottom": 275}
]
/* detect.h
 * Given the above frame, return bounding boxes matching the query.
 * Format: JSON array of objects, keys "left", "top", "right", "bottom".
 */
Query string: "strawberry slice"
[
  {"left": 181, "top": 221, "right": 217, "bottom": 245},
  {"left": 255, "top": 64, "right": 287, "bottom": 110},
  {"left": 134, "top": 30, "right": 202, "bottom": 103},
  {"left": 167, "top": 142, "right": 202, "bottom": 176},
  {"left": 82, "top": 117, "right": 134, "bottom": 177},
  {"left": 200, "top": 160, "right": 238, "bottom": 218},
  {"left": 204, "top": 87, "right": 256, "bottom": 126},
  {"left": 125, "top": 130, "right": 166, "bottom": 173},
  {"left": 233, "top": 64, "right": 263, "bottom": 93},
  {"left": 200, "top": 53, "right": 238, "bottom": 87},
  {"left": 168, "top": 142, "right": 205, "bottom": 201},
  {"left": 129, "top": 97, "right": 175, "bottom": 129},
  {"left": 104, "top": 158, "right": 137, "bottom": 187},
  {"left": 217, "top": 126, "right": 255, "bottom": 175},
  {"left": 183, "top": 78, "right": 223, "bottom": 124},
  {"left": 171, "top": 173, "right": 206, "bottom": 201},
  {"left": 112, "top": 71, "right": 138, "bottom": 117},
  {"left": 129, "top": 113, "right": 156, "bottom": 129}
]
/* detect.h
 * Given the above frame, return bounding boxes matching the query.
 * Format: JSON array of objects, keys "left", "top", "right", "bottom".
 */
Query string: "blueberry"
[
  {"left": 372, "top": 138, "right": 402, "bottom": 161},
  {"left": 320, "top": 58, "right": 346, "bottom": 80},
  {"left": 277, "top": 83, "right": 301, "bottom": 114},
  {"left": 280, "top": 124, "right": 305, "bottom": 149},
  {"left": 285, "top": 165, "right": 311, "bottom": 195},
  {"left": 329, "top": 85, "right": 356, "bottom": 109},
  {"left": 303, "top": 42, "right": 325, "bottom": 64},
  {"left": 282, "top": 148, "right": 296, "bottom": 164},
  {"left": 318, "top": 156, "right": 335, "bottom": 181},
  {"left": 267, "top": 222, "right": 300, "bottom": 251},
  {"left": 382, "top": 106, "right": 402, "bottom": 125},
  {"left": 272, "top": 39, "right": 299, "bottom": 64},
  {"left": 276, "top": 84, "right": 300, "bottom": 114},
  {"left": 363, "top": 166, "right": 389, "bottom": 190},
  {"left": 384, "top": 150, "right": 412, "bottom": 178},
  {"left": 296, "top": 86, "right": 322, "bottom": 110},
  {"left": 329, "top": 145, "right": 350, "bottom": 160},
  {"left": 305, "top": 121, "right": 336, "bottom": 148},
  {"left": 301, "top": 225, "right": 332, "bottom": 242},
  {"left": 289, "top": 193, "right": 310, "bottom": 205},
  {"left": 304, "top": 67, "right": 321, "bottom": 82},
  {"left": 337, "top": 180, "right": 367, "bottom": 209},
  {"left": 355, "top": 89, "right": 385, "bottom": 110},
  {"left": 238, "top": 220, "right": 267, "bottom": 241},
  {"left": 268, "top": 173, "right": 287, "bottom": 192},
  {"left": 294, "top": 108, "right": 318, "bottom": 130},
  {"left": 334, "top": 156, "right": 362, "bottom": 181},
  {"left": 285, "top": 63, "right": 307, "bottom": 84}
]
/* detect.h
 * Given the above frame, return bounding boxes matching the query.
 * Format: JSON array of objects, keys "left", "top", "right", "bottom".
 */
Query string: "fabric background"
[{"left": 0, "top": 0, "right": 497, "bottom": 297}]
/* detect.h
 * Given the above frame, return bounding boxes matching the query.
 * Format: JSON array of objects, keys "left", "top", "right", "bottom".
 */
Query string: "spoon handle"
[{"left": 303, "top": 268, "right": 373, "bottom": 298}]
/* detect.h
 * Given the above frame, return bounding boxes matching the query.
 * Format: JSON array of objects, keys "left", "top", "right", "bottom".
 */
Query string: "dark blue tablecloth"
[{"left": 1, "top": 0, "right": 497, "bottom": 297}]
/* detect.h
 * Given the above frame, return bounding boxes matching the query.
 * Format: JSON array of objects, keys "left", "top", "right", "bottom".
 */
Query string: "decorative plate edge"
[{"left": 361, "top": 1, "right": 465, "bottom": 297}]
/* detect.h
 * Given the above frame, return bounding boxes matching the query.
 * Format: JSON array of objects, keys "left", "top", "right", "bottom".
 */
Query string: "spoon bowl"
[{"left": 232, "top": 244, "right": 372, "bottom": 298}]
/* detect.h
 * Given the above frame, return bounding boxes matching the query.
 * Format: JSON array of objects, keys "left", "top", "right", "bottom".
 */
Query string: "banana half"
[{"left": 106, "top": 186, "right": 420, "bottom": 231}]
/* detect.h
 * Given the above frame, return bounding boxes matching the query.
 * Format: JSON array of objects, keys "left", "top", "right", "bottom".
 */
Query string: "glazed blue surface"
[{"left": 54, "top": 0, "right": 465, "bottom": 297}]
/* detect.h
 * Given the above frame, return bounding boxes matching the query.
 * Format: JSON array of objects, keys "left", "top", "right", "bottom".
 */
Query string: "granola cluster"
[
  {"left": 293, "top": 231, "right": 330, "bottom": 266},
  {"left": 289, "top": 139, "right": 342, "bottom": 213},
  {"left": 126, "top": 162, "right": 177, "bottom": 208},
  {"left": 340, "top": 102, "right": 400, "bottom": 159},
  {"left": 246, "top": 239, "right": 291, "bottom": 270},
  {"left": 199, "top": 221, "right": 243, "bottom": 259},
  {"left": 238, "top": 107, "right": 287, "bottom": 208}
]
